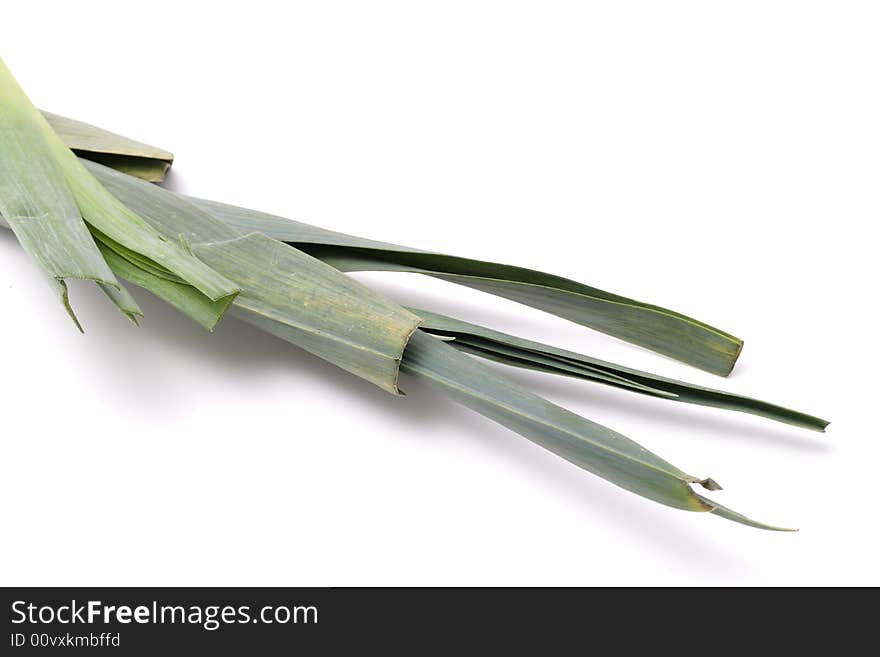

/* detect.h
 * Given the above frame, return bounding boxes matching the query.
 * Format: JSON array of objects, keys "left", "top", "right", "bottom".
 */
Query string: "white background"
[{"left": 1, "top": 2, "right": 877, "bottom": 586}]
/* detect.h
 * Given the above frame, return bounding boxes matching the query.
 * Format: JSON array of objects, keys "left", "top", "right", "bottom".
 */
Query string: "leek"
[{"left": 0, "top": 72, "right": 828, "bottom": 530}]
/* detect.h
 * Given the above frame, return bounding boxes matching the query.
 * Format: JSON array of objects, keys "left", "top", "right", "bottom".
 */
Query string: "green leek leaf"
[
  {"left": 0, "top": 59, "right": 137, "bottom": 327},
  {"left": 190, "top": 198, "right": 744, "bottom": 376},
  {"left": 401, "top": 330, "right": 792, "bottom": 530},
  {"left": 414, "top": 308, "right": 828, "bottom": 431}
]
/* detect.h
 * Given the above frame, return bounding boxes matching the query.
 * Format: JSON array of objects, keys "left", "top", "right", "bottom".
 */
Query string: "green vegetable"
[
  {"left": 79, "top": 161, "right": 803, "bottom": 528},
  {"left": 0, "top": 79, "right": 824, "bottom": 529}
]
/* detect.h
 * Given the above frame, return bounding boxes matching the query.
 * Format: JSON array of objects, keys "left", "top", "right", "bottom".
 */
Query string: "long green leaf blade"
[
  {"left": 0, "top": 59, "right": 137, "bottom": 327},
  {"left": 190, "top": 197, "right": 744, "bottom": 376},
  {"left": 96, "top": 279, "right": 142, "bottom": 325},
  {"left": 401, "top": 330, "right": 791, "bottom": 529},
  {"left": 413, "top": 308, "right": 828, "bottom": 431}
]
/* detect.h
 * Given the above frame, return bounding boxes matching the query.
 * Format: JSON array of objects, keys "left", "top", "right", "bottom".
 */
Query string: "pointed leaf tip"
[{"left": 695, "top": 494, "right": 797, "bottom": 532}]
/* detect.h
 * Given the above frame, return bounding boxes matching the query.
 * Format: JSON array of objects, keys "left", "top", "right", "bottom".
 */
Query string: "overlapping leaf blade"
[
  {"left": 84, "top": 160, "right": 422, "bottom": 393},
  {"left": 96, "top": 244, "right": 233, "bottom": 331},
  {"left": 47, "top": 146, "right": 239, "bottom": 305}
]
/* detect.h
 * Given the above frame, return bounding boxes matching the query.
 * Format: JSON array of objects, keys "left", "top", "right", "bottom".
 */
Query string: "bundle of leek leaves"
[{"left": 0, "top": 59, "right": 827, "bottom": 530}]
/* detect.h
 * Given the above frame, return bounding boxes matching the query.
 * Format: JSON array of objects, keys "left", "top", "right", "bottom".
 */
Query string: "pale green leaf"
[{"left": 0, "top": 58, "right": 138, "bottom": 327}]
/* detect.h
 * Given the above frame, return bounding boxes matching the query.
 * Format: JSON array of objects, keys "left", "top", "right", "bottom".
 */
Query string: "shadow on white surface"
[
  {"left": 160, "top": 168, "right": 189, "bottom": 195},
  {"left": 0, "top": 229, "right": 768, "bottom": 578},
  {"left": 398, "top": 369, "right": 758, "bottom": 578}
]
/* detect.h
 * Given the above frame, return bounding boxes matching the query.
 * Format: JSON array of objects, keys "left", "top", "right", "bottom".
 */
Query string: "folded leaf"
[
  {"left": 97, "top": 244, "right": 232, "bottom": 331},
  {"left": 42, "top": 111, "right": 173, "bottom": 182},
  {"left": 47, "top": 146, "right": 239, "bottom": 305}
]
